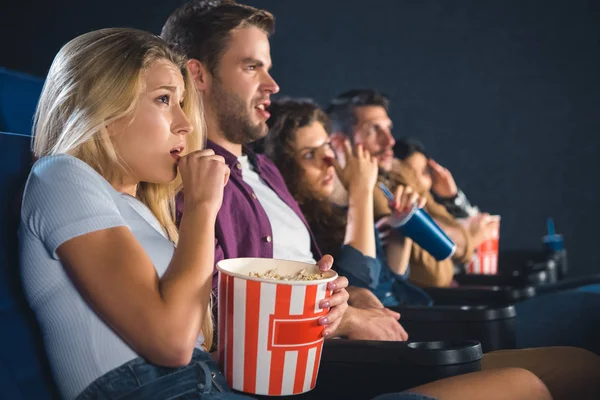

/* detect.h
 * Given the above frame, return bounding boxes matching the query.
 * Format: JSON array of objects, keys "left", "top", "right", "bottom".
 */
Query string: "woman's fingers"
[
  {"left": 320, "top": 283, "right": 349, "bottom": 310},
  {"left": 342, "top": 139, "right": 353, "bottom": 161},
  {"left": 316, "top": 255, "right": 335, "bottom": 272},
  {"left": 356, "top": 143, "right": 364, "bottom": 158},
  {"left": 392, "top": 185, "right": 405, "bottom": 210},
  {"left": 331, "top": 157, "right": 345, "bottom": 185}
]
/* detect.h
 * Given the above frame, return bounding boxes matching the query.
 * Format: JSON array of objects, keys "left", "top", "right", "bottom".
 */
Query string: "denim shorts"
[{"left": 76, "top": 349, "right": 254, "bottom": 400}]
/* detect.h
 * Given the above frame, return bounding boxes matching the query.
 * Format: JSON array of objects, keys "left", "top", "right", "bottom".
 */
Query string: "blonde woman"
[{"left": 19, "top": 28, "right": 254, "bottom": 399}]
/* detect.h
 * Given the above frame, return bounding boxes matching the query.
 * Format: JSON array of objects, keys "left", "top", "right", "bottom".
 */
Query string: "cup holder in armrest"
[
  {"left": 408, "top": 340, "right": 470, "bottom": 350},
  {"left": 392, "top": 304, "right": 516, "bottom": 321},
  {"left": 390, "top": 304, "right": 517, "bottom": 352},
  {"left": 424, "top": 285, "right": 536, "bottom": 306},
  {"left": 290, "top": 339, "right": 483, "bottom": 400},
  {"left": 455, "top": 270, "right": 550, "bottom": 287},
  {"left": 321, "top": 338, "right": 482, "bottom": 366}
]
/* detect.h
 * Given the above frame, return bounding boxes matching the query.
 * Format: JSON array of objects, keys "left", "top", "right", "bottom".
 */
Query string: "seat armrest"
[
  {"left": 424, "top": 285, "right": 536, "bottom": 306},
  {"left": 455, "top": 269, "right": 549, "bottom": 287},
  {"left": 537, "top": 274, "right": 600, "bottom": 294}
]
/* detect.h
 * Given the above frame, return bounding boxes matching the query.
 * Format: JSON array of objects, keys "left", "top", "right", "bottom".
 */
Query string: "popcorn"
[{"left": 249, "top": 268, "right": 324, "bottom": 281}]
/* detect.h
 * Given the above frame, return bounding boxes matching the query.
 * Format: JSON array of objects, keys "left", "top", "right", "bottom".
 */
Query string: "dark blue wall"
[{"left": 1, "top": 0, "right": 599, "bottom": 276}]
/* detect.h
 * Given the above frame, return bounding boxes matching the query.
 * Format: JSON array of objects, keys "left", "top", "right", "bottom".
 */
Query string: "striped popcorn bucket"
[
  {"left": 467, "top": 216, "right": 501, "bottom": 275},
  {"left": 216, "top": 258, "right": 337, "bottom": 396}
]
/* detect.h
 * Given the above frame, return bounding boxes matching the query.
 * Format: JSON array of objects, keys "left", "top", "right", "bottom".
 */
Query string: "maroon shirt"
[{"left": 176, "top": 140, "right": 322, "bottom": 294}]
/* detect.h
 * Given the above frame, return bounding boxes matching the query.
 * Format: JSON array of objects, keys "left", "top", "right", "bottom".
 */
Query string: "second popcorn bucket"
[
  {"left": 466, "top": 216, "right": 501, "bottom": 275},
  {"left": 216, "top": 258, "right": 337, "bottom": 396}
]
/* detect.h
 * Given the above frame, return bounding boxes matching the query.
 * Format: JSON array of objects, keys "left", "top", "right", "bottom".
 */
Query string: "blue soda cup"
[
  {"left": 542, "top": 218, "right": 564, "bottom": 252},
  {"left": 379, "top": 183, "right": 456, "bottom": 261},
  {"left": 543, "top": 217, "right": 567, "bottom": 279}
]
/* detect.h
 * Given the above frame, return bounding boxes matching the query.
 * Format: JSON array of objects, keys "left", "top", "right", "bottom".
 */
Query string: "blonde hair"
[{"left": 32, "top": 27, "right": 214, "bottom": 350}]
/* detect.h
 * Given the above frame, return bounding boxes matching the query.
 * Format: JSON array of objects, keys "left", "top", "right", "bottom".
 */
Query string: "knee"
[
  {"left": 553, "top": 346, "right": 600, "bottom": 374},
  {"left": 534, "top": 347, "right": 600, "bottom": 400},
  {"left": 503, "top": 368, "right": 552, "bottom": 400},
  {"left": 556, "top": 347, "right": 600, "bottom": 385}
]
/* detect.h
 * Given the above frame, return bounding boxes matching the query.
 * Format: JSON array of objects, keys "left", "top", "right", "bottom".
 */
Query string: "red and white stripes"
[
  {"left": 467, "top": 223, "right": 500, "bottom": 275},
  {"left": 218, "top": 273, "right": 331, "bottom": 396}
]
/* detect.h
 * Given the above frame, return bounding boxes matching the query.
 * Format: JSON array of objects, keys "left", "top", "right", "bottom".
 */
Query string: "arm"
[
  {"left": 333, "top": 286, "right": 408, "bottom": 341},
  {"left": 438, "top": 213, "right": 500, "bottom": 264},
  {"left": 57, "top": 206, "right": 215, "bottom": 367},
  {"left": 335, "top": 244, "right": 382, "bottom": 291},
  {"left": 345, "top": 187, "right": 376, "bottom": 257},
  {"left": 379, "top": 184, "right": 427, "bottom": 276},
  {"left": 428, "top": 159, "right": 480, "bottom": 217},
  {"left": 374, "top": 184, "right": 458, "bottom": 287},
  {"left": 436, "top": 189, "right": 480, "bottom": 219},
  {"left": 385, "top": 235, "right": 413, "bottom": 276},
  {"left": 409, "top": 242, "right": 455, "bottom": 288},
  {"left": 374, "top": 216, "right": 412, "bottom": 276},
  {"left": 346, "top": 286, "right": 385, "bottom": 309},
  {"left": 436, "top": 219, "right": 470, "bottom": 261},
  {"left": 333, "top": 141, "right": 379, "bottom": 258},
  {"left": 333, "top": 306, "right": 409, "bottom": 341},
  {"left": 56, "top": 150, "right": 229, "bottom": 367}
]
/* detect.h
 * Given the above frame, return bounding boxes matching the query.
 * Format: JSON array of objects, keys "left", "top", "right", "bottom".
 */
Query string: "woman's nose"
[{"left": 323, "top": 155, "right": 335, "bottom": 167}]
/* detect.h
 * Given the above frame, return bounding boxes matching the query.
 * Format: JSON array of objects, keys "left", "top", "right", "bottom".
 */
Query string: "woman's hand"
[
  {"left": 389, "top": 184, "right": 427, "bottom": 214},
  {"left": 467, "top": 213, "right": 500, "bottom": 247},
  {"left": 315, "top": 255, "right": 349, "bottom": 338},
  {"left": 428, "top": 159, "right": 458, "bottom": 199},
  {"left": 178, "top": 149, "right": 230, "bottom": 215},
  {"left": 347, "top": 286, "right": 385, "bottom": 309},
  {"left": 332, "top": 140, "right": 379, "bottom": 194},
  {"left": 343, "top": 307, "right": 409, "bottom": 341}
]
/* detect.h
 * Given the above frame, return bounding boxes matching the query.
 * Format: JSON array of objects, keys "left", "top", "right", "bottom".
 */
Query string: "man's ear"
[{"left": 186, "top": 59, "right": 210, "bottom": 91}]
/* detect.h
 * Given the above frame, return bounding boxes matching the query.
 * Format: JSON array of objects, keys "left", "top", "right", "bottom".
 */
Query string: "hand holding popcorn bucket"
[{"left": 216, "top": 258, "right": 337, "bottom": 396}]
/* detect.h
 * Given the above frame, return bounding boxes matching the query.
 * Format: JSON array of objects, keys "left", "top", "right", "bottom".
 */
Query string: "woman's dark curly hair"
[
  {"left": 258, "top": 97, "right": 328, "bottom": 204},
  {"left": 256, "top": 98, "right": 347, "bottom": 259}
]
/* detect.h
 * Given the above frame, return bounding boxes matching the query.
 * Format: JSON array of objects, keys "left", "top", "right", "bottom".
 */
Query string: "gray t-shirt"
[{"left": 19, "top": 154, "right": 204, "bottom": 400}]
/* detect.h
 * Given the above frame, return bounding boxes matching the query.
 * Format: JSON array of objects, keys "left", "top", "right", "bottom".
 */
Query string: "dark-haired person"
[
  {"left": 259, "top": 98, "right": 432, "bottom": 309},
  {"left": 393, "top": 137, "right": 479, "bottom": 219},
  {"left": 393, "top": 135, "right": 600, "bottom": 358},
  {"left": 327, "top": 89, "right": 497, "bottom": 288},
  {"left": 163, "top": 0, "right": 397, "bottom": 343},
  {"left": 326, "top": 88, "right": 600, "bottom": 397},
  {"left": 160, "top": 2, "right": 557, "bottom": 399}
]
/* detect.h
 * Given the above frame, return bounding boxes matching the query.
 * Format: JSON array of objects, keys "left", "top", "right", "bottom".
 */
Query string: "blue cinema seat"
[
  {"left": 0, "top": 67, "right": 44, "bottom": 135},
  {"left": 0, "top": 131, "right": 56, "bottom": 399}
]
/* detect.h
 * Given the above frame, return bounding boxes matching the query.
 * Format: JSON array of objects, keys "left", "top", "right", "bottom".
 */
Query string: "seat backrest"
[
  {"left": 0, "top": 68, "right": 44, "bottom": 135},
  {"left": 0, "top": 131, "right": 56, "bottom": 399}
]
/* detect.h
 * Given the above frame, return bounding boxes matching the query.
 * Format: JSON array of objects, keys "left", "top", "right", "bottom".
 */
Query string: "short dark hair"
[
  {"left": 326, "top": 89, "right": 390, "bottom": 138},
  {"left": 394, "top": 137, "right": 428, "bottom": 160},
  {"left": 161, "top": 0, "right": 275, "bottom": 76}
]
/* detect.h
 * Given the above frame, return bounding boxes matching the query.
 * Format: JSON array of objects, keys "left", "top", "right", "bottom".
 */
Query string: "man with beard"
[
  {"left": 162, "top": 1, "right": 408, "bottom": 342},
  {"left": 326, "top": 88, "right": 600, "bottom": 399},
  {"left": 161, "top": 2, "right": 600, "bottom": 399},
  {"left": 327, "top": 89, "right": 498, "bottom": 287}
]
